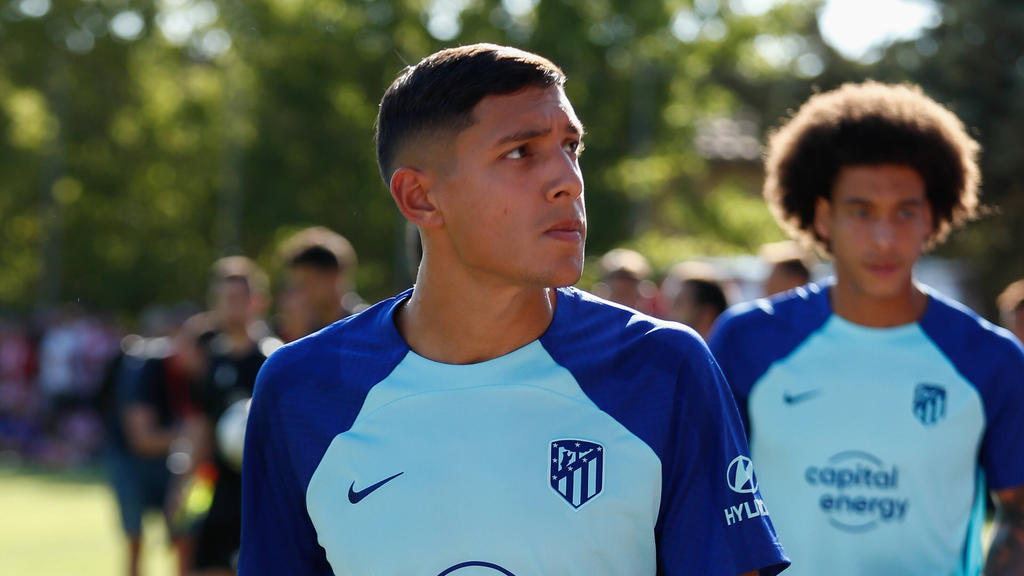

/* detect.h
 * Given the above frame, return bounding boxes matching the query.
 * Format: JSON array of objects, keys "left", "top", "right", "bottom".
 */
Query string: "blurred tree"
[{"left": 7, "top": 0, "right": 1014, "bottom": 316}]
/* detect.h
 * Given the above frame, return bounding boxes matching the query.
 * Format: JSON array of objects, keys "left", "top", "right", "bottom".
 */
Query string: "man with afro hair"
[{"left": 710, "top": 81, "right": 1024, "bottom": 575}]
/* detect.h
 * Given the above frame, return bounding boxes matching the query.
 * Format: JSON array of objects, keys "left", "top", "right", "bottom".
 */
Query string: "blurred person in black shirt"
[{"left": 191, "top": 257, "right": 277, "bottom": 576}]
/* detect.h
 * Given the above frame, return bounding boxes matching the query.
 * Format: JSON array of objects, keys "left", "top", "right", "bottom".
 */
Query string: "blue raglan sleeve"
[
  {"left": 708, "top": 311, "right": 751, "bottom": 430},
  {"left": 980, "top": 340, "right": 1024, "bottom": 491},
  {"left": 238, "top": 353, "right": 333, "bottom": 575},
  {"left": 657, "top": 339, "right": 789, "bottom": 575}
]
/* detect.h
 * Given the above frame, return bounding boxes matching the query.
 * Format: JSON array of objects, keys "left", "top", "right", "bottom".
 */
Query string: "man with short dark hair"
[
  {"left": 593, "top": 247, "right": 661, "bottom": 315},
  {"left": 240, "top": 44, "right": 788, "bottom": 575},
  {"left": 710, "top": 81, "right": 1024, "bottom": 575},
  {"left": 662, "top": 262, "right": 728, "bottom": 340},
  {"left": 193, "top": 256, "right": 274, "bottom": 576},
  {"left": 278, "top": 226, "right": 361, "bottom": 338},
  {"left": 759, "top": 241, "right": 812, "bottom": 296}
]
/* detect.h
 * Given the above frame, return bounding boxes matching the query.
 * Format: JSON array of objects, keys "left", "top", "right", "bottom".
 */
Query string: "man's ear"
[
  {"left": 813, "top": 196, "right": 832, "bottom": 243},
  {"left": 390, "top": 167, "right": 443, "bottom": 229}
]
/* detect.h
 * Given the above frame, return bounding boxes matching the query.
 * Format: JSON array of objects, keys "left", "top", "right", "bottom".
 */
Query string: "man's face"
[
  {"left": 604, "top": 273, "right": 643, "bottom": 309},
  {"left": 815, "top": 164, "right": 933, "bottom": 301},
  {"left": 429, "top": 85, "right": 586, "bottom": 288},
  {"left": 288, "top": 265, "right": 341, "bottom": 311},
  {"left": 214, "top": 278, "right": 252, "bottom": 329},
  {"left": 1011, "top": 306, "right": 1024, "bottom": 343},
  {"left": 763, "top": 265, "right": 804, "bottom": 296},
  {"left": 670, "top": 283, "right": 699, "bottom": 327}
]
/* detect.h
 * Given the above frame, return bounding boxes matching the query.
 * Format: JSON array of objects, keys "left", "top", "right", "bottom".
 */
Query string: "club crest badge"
[
  {"left": 550, "top": 439, "right": 604, "bottom": 509},
  {"left": 913, "top": 383, "right": 946, "bottom": 426}
]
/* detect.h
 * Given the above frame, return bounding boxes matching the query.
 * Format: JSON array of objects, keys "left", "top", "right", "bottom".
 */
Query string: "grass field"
[{"left": 0, "top": 462, "right": 177, "bottom": 576}]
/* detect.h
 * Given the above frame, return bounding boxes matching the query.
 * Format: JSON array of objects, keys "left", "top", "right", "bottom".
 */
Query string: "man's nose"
[
  {"left": 873, "top": 218, "right": 895, "bottom": 248},
  {"left": 545, "top": 149, "right": 584, "bottom": 202}
]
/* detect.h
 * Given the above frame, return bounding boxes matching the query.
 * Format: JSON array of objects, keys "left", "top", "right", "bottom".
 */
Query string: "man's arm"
[
  {"left": 238, "top": 355, "right": 333, "bottom": 575},
  {"left": 122, "top": 405, "right": 178, "bottom": 457},
  {"left": 985, "top": 486, "right": 1024, "bottom": 575}
]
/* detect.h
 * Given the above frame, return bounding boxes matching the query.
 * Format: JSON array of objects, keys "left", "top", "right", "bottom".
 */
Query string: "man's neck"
[
  {"left": 396, "top": 267, "right": 557, "bottom": 365},
  {"left": 829, "top": 278, "right": 928, "bottom": 328},
  {"left": 220, "top": 325, "right": 255, "bottom": 356}
]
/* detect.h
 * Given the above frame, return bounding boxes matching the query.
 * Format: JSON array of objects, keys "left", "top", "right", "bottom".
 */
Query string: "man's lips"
[
  {"left": 544, "top": 219, "right": 585, "bottom": 242},
  {"left": 866, "top": 262, "right": 900, "bottom": 275}
]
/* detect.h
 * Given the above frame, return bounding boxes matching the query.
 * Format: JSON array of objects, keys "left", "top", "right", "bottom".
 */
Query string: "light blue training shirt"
[
  {"left": 238, "top": 287, "right": 789, "bottom": 575},
  {"left": 710, "top": 282, "right": 1024, "bottom": 576}
]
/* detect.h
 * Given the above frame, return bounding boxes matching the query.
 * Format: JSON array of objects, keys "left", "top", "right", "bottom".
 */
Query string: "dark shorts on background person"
[{"left": 107, "top": 448, "right": 172, "bottom": 536}]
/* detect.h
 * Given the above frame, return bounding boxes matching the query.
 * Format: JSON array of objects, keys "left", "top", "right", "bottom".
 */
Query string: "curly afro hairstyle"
[{"left": 763, "top": 81, "right": 980, "bottom": 254}]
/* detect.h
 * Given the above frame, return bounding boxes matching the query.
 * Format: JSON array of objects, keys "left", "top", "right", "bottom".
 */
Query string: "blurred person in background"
[
  {"left": 997, "top": 279, "right": 1024, "bottom": 344},
  {"left": 270, "top": 283, "right": 311, "bottom": 345},
  {"left": 36, "top": 306, "right": 118, "bottom": 465},
  {"left": 276, "top": 226, "right": 362, "bottom": 341},
  {"left": 759, "top": 240, "right": 812, "bottom": 297},
  {"left": 592, "top": 247, "right": 662, "bottom": 315},
  {"left": 191, "top": 257, "right": 276, "bottom": 576},
  {"left": 0, "top": 318, "right": 37, "bottom": 457},
  {"left": 661, "top": 261, "right": 728, "bottom": 340},
  {"left": 103, "top": 304, "right": 205, "bottom": 576},
  {"left": 710, "top": 81, "right": 1024, "bottom": 575}
]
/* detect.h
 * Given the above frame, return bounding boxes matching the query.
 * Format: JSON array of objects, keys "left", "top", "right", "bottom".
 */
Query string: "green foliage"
[{"left": 2, "top": 0, "right": 1017, "bottom": 314}]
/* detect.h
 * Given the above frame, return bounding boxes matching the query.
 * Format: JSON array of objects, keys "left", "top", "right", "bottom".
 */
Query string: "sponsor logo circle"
[
  {"left": 727, "top": 455, "right": 758, "bottom": 494},
  {"left": 805, "top": 450, "right": 907, "bottom": 533},
  {"left": 437, "top": 561, "right": 516, "bottom": 576}
]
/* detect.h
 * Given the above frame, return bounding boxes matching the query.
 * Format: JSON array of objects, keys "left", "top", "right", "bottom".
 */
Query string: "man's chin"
[
  {"left": 533, "top": 267, "right": 584, "bottom": 289},
  {"left": 554, "top": 263, "right": 585, "bottom": 288},
  {"left": 861, "top": 276, "right": 915, "bottom": 301}
]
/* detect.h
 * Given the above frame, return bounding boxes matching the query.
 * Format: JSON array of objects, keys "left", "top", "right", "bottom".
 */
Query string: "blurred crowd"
[{"left": 1, "top": 226, "right": 1022, "bottom": 576}]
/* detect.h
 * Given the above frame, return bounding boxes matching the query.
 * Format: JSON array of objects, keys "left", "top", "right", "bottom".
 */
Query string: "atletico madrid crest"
[
  {"left": 913, "top": 383, "right": 947, "bottom": 426},
  {"left": 550, "top": 439, "right": 604, "bottom": 509}
]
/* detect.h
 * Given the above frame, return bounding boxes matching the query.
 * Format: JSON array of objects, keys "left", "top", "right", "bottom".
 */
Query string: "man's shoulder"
[
  {"left": 255, "top": 292, "right": 409, "bottom": 398},
  {"left": 921, "top": 288, "right": 1024, "bottom": 363},
  {"left": 714, "top": 283, "right": 830, "bottom": 346},
  {"left": 553, "top": 287, "right": 708, "bottom": 363}
]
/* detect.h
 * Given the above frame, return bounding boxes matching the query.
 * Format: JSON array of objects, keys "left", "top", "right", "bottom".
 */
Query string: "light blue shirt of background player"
[
  {"left": 710, "top": 81, "right": 1024, "bottom": 575},
  {"left": 238, "top": 43, "right": 789, "bottom": 575}
]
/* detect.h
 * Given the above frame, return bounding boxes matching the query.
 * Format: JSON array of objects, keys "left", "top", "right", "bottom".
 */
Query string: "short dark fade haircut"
[
  {"left": 375, "top": 43, "right": 566, "bottom": 183},
  {"left": 763, "top": 81, "right": 981, "bottom": 253},
  {"left": 772, "top": 258, "right": 810, "bottom": 283},
  {"left": 280, "top": 226, "right": 356, "bottom": 273},
  {"left": 685, "top": 278, "right": 728, "bottom": 317}
]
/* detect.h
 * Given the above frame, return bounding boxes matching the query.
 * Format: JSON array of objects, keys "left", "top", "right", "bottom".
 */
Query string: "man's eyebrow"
[
  {"left": 840, "top": 197, "right": 926, "bottom": 206},
  {"left": 897, "top": 198, "right": 927, "bottom": 207},
  {"left": 494, "top": 127, "right": 551, "bottom": 147},
  {"left": 840, "top": 197, "right": 872, "bottom": 205},
  {"left": 492, "top": 121, "right": 585, "bottom": 148}
]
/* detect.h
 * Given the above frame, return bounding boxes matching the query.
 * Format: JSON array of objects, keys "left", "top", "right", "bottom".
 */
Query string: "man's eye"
[
  {"left": 506, "top": 146, "right": 527, "bottom": 159},
  {"left": 564, "top": 140, "right": 581, "bottom": 155}
]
